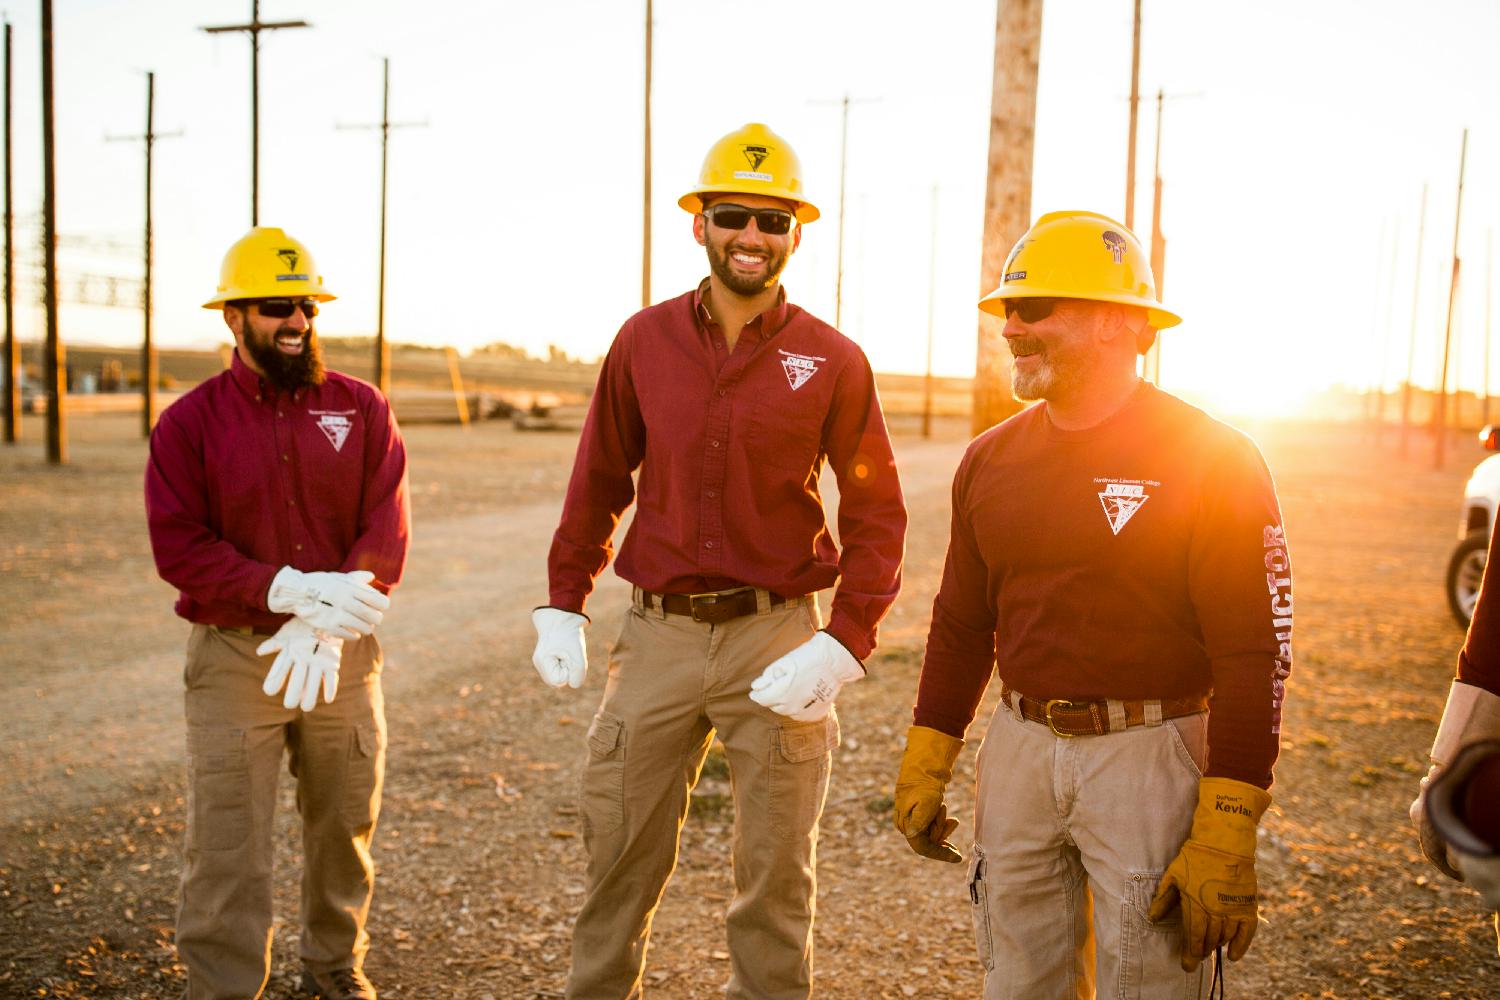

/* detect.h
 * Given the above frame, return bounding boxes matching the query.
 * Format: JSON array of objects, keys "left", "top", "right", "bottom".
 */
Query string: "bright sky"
[{"left": 5, "top": 0, "right": 1498, "bottom": 417}]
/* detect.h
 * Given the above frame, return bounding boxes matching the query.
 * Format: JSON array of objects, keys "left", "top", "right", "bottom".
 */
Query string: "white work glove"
[
  {"left": 748, "top": 631, "right": 863, "bottom": 722},
  {"left": 257, "top": 617, "right": 345, "bottom": 712},
  {"left": 531, "top": 607, "right": 588, "bottom": 689},
  {"left": 267, "top": 566, "right": 390, "bottom": 640},
  {"left": 1412, "top": 681, "right": 1500, "bottom": 879}
]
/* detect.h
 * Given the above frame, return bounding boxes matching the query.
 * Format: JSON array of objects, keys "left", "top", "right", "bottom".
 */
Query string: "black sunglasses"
[
  {"left": 704, "top": 203, "right": 795, "bottom": 236},
  {"left": 252, "top": 297, "right": 319, "bottom": 319},
  {"left": 1002, "top": 297, "right": 1061, "bottom": 323}
]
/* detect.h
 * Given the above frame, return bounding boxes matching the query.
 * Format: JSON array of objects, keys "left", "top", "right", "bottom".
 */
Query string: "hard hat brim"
[
  {"left": 678, "top": 188, "right": 819, "bottom": 224},
  {"left": 978, "top": 287, "right": 1181, "bottom": 331},
  {"left": 202, "top": 290, "right": 338, "bottom": 310}
]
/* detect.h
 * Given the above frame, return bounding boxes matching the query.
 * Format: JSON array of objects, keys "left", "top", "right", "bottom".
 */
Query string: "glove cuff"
[
  {"left": 1189, "top": 777, "right": 1270, "bottom": 856},
  {"left": 901, "top": 725, "right": 965, "bottom": 784},
  {"left": 533, "top": 606, "right": 588, "bottom": 635},
  {"left": 1431, "top": 681, "right": 1500, "bottom": 765},
  {"left": 266, "top": 565, "right": 306, "bottom": 614}
]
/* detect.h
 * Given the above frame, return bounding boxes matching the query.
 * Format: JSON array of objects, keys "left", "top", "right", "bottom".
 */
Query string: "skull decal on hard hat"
[{"left": 1101, "top": 231, "right": 1127, "bottom": 264}]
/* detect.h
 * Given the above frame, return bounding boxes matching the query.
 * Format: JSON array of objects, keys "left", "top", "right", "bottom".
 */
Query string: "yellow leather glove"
[
  {"left": 1147, "top": 777, "right": 1272, "bottom": 971},
  {"left": 893, "top": 725, "right": 965, "bottom": 863}
]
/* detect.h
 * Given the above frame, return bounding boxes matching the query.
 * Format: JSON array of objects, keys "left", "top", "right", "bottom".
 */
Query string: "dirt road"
[{"left": 3, "top": 410, "right": 1498, "bottom": 998}]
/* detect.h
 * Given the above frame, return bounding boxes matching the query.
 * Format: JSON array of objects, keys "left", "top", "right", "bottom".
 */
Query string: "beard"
[
  {"left": 1009, "top": 336, "right": 1083, "bottom": 402},
  {"left": 244, "top": 325, "right": 326, "bottom": 392},
  {"left": 705, "top": 237, "right": 790, "bottom": 296}
]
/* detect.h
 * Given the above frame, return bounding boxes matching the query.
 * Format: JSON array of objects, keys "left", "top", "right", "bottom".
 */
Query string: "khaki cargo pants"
[
  {"left": 566, "top": 590, "right": 840, "bottom": 1000},
  {"left": 176, "top": 624, "right": 386, "bottom": 1000},
  {"left": 969, "top": 693, "right": 1215, "bottom": 1000}
]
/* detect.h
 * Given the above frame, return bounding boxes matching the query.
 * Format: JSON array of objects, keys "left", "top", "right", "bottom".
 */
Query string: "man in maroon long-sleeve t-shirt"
[
  {"left": 145, "top": 227, "right": 410, "bottom": 1000},
  {"left": 529, "top": 123, "right": 907, "bottom": 999}
]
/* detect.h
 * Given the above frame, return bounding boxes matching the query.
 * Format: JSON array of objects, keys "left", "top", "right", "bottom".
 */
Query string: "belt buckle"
[
  {"left": 687, "top": 591, "right": 721, "bottom": 623},
  {"left": 1043, "top": 698, "right": 1083, "bottom": 739}
]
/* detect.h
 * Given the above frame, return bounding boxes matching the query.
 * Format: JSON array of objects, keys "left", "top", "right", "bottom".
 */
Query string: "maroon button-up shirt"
[
  {"left": 145, "top": 351, "right": 411, "bottom": 629},
  {"left": 547, "top": 283, "right": 907, "bottom": 660}
]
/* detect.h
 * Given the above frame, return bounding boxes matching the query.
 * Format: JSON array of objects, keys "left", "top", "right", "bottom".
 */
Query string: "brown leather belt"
[
  {"left": 638, "top": 587, "right": 787, "bottom": 625},
  {"left": 1001, "top": 683, "right": 1209, "bottom": 738},
  {"left": 214, "top": 624, "right": 280, "bottom": 638}
]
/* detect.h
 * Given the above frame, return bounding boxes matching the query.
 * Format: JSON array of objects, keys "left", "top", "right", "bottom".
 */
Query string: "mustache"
[{"left": 1008, "top": 337, "right": 1045, "bottom": 356}]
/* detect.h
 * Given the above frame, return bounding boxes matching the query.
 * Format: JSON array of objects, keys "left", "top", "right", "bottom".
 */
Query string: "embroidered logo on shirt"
[
  {"left": 1095, "top": 478, "right": 1158, "bottom": 535},
  {"left": 778, "top": 349, "right": 827, "bottom": 391},
  {"left": 310, "top": 409, "right": 355, "bottom": 452}
]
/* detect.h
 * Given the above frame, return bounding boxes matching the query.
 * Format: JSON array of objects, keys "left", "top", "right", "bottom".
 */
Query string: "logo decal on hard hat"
[
  {"left": 778, "top": 349, "right": 826, "bottom": 391},
  {"left": 1101, "top": 231, "right": 1127, "bottom": 264},
  {"left": 741, "top": 144, "right": 772, "bottom": 170},
  {"left": 1004, "top": 270, "right": 1027, "bottom": 282},
  {"left": 277, "top": 248, "right": 301, "bottom": 272},
  {"left": 1095, "top": 478, "right": 1157, "bottom": 535}
]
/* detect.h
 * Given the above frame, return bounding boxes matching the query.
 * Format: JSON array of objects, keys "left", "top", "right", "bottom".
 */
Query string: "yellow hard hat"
[
  {"left": 978, "top": 211, "right": 1180, "bottom": 329},
  {"left": 202, "top": 226, "right": 336, "bottom": 310},
  {"left": 678, "top": 122, "right": 820, "bottom": 223}
]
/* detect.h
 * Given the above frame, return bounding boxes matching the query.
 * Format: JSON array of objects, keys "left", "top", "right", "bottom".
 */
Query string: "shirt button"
[
  {"left": 711, "top": 440, "right": 720, "bottom": 448},
  {"left": 282, "top": 454, "right": 290, "bottom": 462},
  {"left": 294, "top": 544, "right": 303, "bottom": 551},
  {"left": 704, "top": 540, "right": 714, "bottom": 549},
  {"left": 277, "top": 411, "right": 285, "bottom": 418},
  {"left": 706, "top": 491, "right": 716, "bottom": 499},
  {"left": 718, "top": 389, "right": 726, "bottom": 397},
  {"left": 287, "top": 499, "right": 296, "bottom": 507}
]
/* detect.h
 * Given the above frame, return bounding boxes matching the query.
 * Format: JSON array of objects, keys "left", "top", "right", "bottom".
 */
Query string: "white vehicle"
[{"left": 1447, "top": 427, "right": 1500, "bottom": 627}]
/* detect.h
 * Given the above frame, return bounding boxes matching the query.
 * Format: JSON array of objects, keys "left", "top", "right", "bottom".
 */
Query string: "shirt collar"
[
  {"left": 692, "top": 279, "right": 791, "bottom": 340},
  {"left": 228, "top": 348, "right": 266, "bottom": 401}
]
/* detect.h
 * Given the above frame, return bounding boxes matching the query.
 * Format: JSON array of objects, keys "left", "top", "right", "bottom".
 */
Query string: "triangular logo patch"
[
  {"left": 277, "top": 248, "right": 300, "bottom": 272},
  {"left": 741, "top": 144, "right": 771, "bottom": 170},
  {"left": 1098, "top": 483, "right": 1149, "bottom": 535},
  {"left": 778, "top": 350, "right": 824, "bottom": 391},
  {"left": 316, "top": 414, "right": 351, "bottom": 452}
]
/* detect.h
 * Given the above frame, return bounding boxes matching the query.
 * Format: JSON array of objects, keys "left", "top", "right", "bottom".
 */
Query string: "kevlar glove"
[
  {"left": 1148, "top": 776, "right": 1271, "bottom": 971},
  {"left": 267, "top": 567, "right": 389, "bottom": 639},
  {"left": 893, "top": 724, "right": 965, "bottom": 863},
  {"left": 1410, "top": 681, "right": 1500, "bottom": 880},
  {"left": 257, "top": 617, "right": 345, "bottom": 712}
]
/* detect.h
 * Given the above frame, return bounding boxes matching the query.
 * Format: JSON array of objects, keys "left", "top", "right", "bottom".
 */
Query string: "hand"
[
  {"left": 531, "top": 607, "right": 588, "bottom": 689},
  {"left": 893, "top": 725, "right": 965, "bottom": 863},
  {"left": 748, "top": 631, "right": 863, "bottom": 722},
  {"left": 1147, "top": 777, "right": 1271, "bottom": 971},
  {"left": 257, "top": 618, "right": 345, "bottom": 712},
  {"left": 1411, "top": 681, "right": 1500, "bottom": 880},
  {"left": 1411, "top": 765, "right": 1464, "bottom": 879},
  {"left": 267, "top": 567, "right": 390, "bottom": 640}
]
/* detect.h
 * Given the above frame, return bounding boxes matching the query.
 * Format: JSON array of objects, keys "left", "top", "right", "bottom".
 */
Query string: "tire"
[{"left": 1446, "top": 530, "right": 1490, "bottom": 628}]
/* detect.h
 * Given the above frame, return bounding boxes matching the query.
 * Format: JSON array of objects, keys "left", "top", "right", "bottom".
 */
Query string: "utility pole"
[
  {"left": 923, "top": 184, "right": 938, "bottom": 439},
  {"left": 202, "top": 0, "right": 309, "bottom": 225},
  {"left": 1484, "top": 228, "right": 1493, "bottom": 428},
  {"left": 1400, "top": 183, "right": 1428, "bottom": 456},
  {"left": 338, "top": 59, "right": 424, "bottom": 397},
  {"left": 1374, "top": 218, "right": 1400, "bottom": 436},
  {"left": 1145, "top": 87, "right": 1165, "bottom": 383},
  {"left": 1124, "top": 0, "right": 1141, "bottom": 230},
  {"left": 1364, "top": 219, "right": 1388, "bottom": 428},
  {"left": 973, "top": 0, "right": 1042, "bottom": 434},
  {"left": 2, "top": 21, "right": 14, "bottom": 444},
  {"left": 109, "top": 73, "right": 180, "bottom": 437},
  {"left": 813, "top": 93, "right": 879, "bottom": 329},
  {"left": 1433, "top": 129, "right": 1467, "bottom": 470},
  {"left": 40, "top": 0, "right": 63, "bottom": 464},
  {"left": 642, "top": 0, "right": 652, "bottom": 309}
]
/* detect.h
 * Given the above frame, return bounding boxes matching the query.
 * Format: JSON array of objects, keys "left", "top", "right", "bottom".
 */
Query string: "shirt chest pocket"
[
  {"left": 739, "top": 366, "right": 833, "bottom": 475},
  {"left": 298, "top": 412, "right": 365, "bottom": 493}
]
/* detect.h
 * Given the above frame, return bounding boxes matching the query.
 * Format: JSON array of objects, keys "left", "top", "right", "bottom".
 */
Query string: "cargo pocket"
[
  {"left": 1119, "top": 870, "right": 1202, "bottom": 998},
  {"left": 580, "top": 712, "right": 626, "bottom": 839},
  {"left": 339, "top": 723, "right": 387, "bottom": 833},
  {"left": 768, "top": 713, "right": 839, "bottom": 841},
  {"left": 968, "top": 846, "right": 995, "bottom": 972},
  {"left": 186, "top": 727, "right": 250, "bottom": 851}
]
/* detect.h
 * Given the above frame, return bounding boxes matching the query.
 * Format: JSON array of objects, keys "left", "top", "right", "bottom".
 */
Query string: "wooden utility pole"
[
  {"left": 2, "top": 21, "right": 14, "bottom": 444},
  {"left": 338, "top": 58, "right": 425, "bottom": 396},
  {"left": 1433, "top": 129, "right": 1467, "bottom": 470},
  {"left": 1374, "top": 218, "right": 1400, "bottom": 435},
  {"left": 811, "top": 94, "right": 879, "bottom": 329},
  {"left": 1145, "top": 87, "right": 1165, "bottom": 383},
  {"left": 972, "top": 0, "right": 1042, "bottom": 434},
  {"left": 1400, "top": 183, "right": 1428, "bottom": 456},
  {"left": 1124, "top": 0, "right": 1141, "bottom": 229},
  {"left": 923, "top": 184, "right": 938, "bottom": 439},
  {"left": 642, "top": 0, "right": 652, "bottom": 309},
  {"left": 202, "top": 0, "right": 309, "bottom": 225},
  {"left": 41, "top": 0, "right": 63, "bottom": 464},
  {"left": 1365, "top": 219, "right": 1388, "bottom": 428},
  {"left": 1485, "top": 229, "right": 1493, "bottom": 428}
]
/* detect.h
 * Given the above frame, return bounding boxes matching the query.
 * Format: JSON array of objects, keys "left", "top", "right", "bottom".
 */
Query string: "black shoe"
[{"left": 300, "top": 967, "right": 377, "bottom": 1000}]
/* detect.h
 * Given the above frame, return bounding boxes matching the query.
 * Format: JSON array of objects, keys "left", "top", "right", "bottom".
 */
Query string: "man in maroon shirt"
[
  {"left": 893, "top": 211, "right": 1291, "bottom": 998},
  {"left": 531, "top": 123, "right": 907, "bottom": 998},
  {"left": 145, "top": 227, "right": 410, "bottom": 1000}
]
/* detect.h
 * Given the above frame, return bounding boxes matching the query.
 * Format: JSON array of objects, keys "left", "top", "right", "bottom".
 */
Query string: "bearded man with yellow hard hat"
[
  {"left": 530, "top": 123, "right": 907, "bottom": 998},
  {"left": 145, "top": 227, "right": 411, "bottom": 1000},
  {"left": 892, "top": 212, "right": 1293, "bottom": 997}
]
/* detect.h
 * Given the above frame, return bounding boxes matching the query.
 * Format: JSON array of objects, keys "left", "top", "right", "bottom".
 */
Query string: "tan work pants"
[
  {"left": 566, "top": 590, "right": 840, "bottom": 1000},
  {"left": 176, "top": 624, "right": 386, "bottom": 1000},
  {"left": 970, "top": 693, "right": 1214, "bottom": 1000}
]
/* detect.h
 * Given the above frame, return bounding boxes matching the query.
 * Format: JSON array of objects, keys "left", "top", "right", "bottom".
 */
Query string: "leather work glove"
[
  {"left": 1423, "top": 738, "right": 1500, "bottom": 917},
  {"left": 893, "top": 724, "right": 965, "bottom": 863},
  {"left": 748, "top": 631, "right": 863, "bottom": 722},
  {"left": 1410, "top": 681, "right": 1500, "bottom": 880},
  {"left": 531, "top": 607, "right": 588, "bottom": 689},
  {"left": 257, "top": 617, "right": 345, "bottom": 712},
  {"left": 1147, "top": 777, "right": 1272, "bottom": 971},
  {"left": 267, "top": 567, "right": 389, "bottom": 640}
]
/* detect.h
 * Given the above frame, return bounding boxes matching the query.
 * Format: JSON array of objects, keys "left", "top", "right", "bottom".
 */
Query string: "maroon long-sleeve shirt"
[
  {"left": 547, "top": 284, "right": 907, "bottom": 660},
  {"left": 145, "top": 351, "right": 411, "bottom": 629},
  {"left": 915, "top": 383, "right": 1291, "bottom": 789},
  {"left": 1459, "top": 518, "right": 1500, "bottom": 695}
]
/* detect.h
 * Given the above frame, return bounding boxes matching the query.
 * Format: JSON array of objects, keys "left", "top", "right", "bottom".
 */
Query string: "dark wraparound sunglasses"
[
  {"left": 251, "top": 297, "right": 319, "bottom": 319},
  {"left": 1001, "top": 297, "right": 1060, "bottom": 323},
  {"left": 704, "top": 203, "right": 795, "bottom": 236}
]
